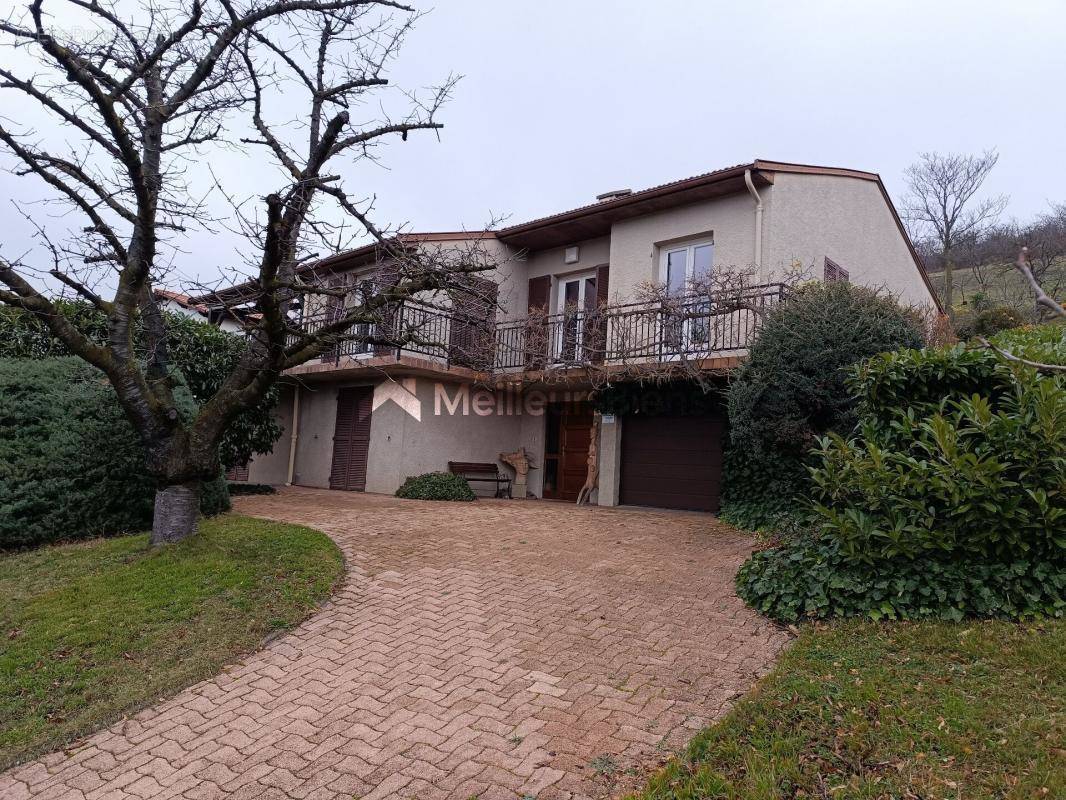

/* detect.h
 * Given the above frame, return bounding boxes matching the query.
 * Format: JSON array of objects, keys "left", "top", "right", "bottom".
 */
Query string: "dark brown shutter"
[
  {"left": 321, "top": 273, "right": 347, "bottom": 363},
  {"left": 225, "top": 464, "right": 249, "bottom": 482},
  {"left": 374, "top": 262, "right": 401, "bottom": 355},
  {"left": 525, "top": 275, "right": 552, "bottom": 369},
  {"left": 527, "top": 275, "right": 551, "bottom": 312},
  {"left": 448, "top": 275, "right": 498, "bottom": 369},
  {"left": 329, "top": 387, "right": 373, "bottom": 491},
  {"left": 591, "top": 264, "right": 610, "bottom": 364}
]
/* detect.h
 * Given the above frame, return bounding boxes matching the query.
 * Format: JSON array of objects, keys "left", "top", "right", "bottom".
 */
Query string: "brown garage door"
[
  {"left": 329, "top": 386, "right": 373, "bottom": 491},
  {"left": 619, "top": 414, "right": 726, "bottom": 512}
]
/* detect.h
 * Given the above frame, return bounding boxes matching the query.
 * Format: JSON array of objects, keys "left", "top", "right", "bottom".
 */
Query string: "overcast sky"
[{"left": 2, "top": 0, "right": 1065, "bottom": 292}]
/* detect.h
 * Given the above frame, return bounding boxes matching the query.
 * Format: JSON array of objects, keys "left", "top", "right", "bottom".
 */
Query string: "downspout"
[
  {"left": 744, "top": 169, "right": 764, "bottom": 277},
  {"left": 285, "top": 384, "right": 300, "bottom": 486}
]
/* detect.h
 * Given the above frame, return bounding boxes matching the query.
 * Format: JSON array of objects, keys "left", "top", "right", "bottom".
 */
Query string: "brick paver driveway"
[{"left": 2, "top": 488, "right": 789, "bottom": 800}]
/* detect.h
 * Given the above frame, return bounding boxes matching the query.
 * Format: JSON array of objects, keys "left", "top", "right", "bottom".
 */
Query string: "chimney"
[{"left": 595, "top": 188, "right": 632, "bottom": 203}]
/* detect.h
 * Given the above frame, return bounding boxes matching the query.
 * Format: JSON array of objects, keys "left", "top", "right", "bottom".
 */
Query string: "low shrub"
[
  {"left": 227, "top": 483, "right": 277, "bottom": 496},
  {"left": 721, "top": 282, "right": 925, "bottom": 528},
  {"left": 738, "top": 325, "right": 1065, "bottom": 621},
  {"left": 737, "top": 531, "right": 1064, "bottom": 622},
  {"left": 0, "top": 358, "right": 229, "bottom": 549},
  {"left": 395, "top": 471, "right": 475, "bottom": 501},
  {"left": 954, "top": 305, "right": 1028, "bottom": 340}
]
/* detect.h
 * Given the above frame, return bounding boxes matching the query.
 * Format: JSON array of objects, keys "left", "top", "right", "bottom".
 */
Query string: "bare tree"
[
  {"left": 0, "top": 0, "right": 498, "bottom": 543},
  {"left": 902, "top": 150, "right": 1008, "bottom": 318},
  {"left": 977, "top": 247, "right": 1065, "bottom": 373}
]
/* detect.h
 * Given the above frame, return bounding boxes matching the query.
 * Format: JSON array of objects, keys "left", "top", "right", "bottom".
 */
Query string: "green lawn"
[
  {"left": 0, "top": 514, "right": 344, "bottom": 769},
  {"left": 629, "top": 619, "right": 1065, "bottom": 800}
]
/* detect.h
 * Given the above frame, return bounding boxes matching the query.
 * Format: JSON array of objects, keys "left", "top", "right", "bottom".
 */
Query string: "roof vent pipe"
[
  {"left": 595, "top": 188, "right": 632, "bottom": 202},
  {"left": 744, "top": 169, "right": 764, "bottom": 275}
]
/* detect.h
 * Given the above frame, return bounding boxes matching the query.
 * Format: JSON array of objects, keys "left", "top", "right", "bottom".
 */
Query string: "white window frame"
[
  {"left": 553, "top": 271, "right": 597, "bottom": 362},
  {"left": 658, "top": 237, "right": 715, "bottom": 292}
]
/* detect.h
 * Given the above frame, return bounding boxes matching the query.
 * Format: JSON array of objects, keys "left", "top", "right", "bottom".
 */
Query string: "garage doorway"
[
  {"left": 619, "top": 413, "right": 726, "bottom": 512},
  {"left": 329, "top": 386, "right": 373, "bottom": 491}
]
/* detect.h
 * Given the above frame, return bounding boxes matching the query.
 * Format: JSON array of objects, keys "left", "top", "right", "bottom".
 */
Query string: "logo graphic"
[{"left": 372, "top": 377, "right": 421, "bottom": 421}]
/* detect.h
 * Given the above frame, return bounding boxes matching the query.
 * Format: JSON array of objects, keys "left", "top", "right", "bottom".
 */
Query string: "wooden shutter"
[
  {"left": 448, "top": 275, "right": 498, "bottom": 369},
  {"left": 225, "top": 464, "right": 249, "bottom": 482},
  {"left": 527, "top": 275, "right": 551, "bottom": 312},
  {"left": 824, "top": 257, "right": 849, "bottom": 283},
  {"left": 374, "top": 262, "right": 401, "bottom": 355},
  {"left": 591, "top": 264, "right": 610, "bottom": 364},
  {"left": 329, "top": 387, "right": 374, "bottom": 491},
  {"left": 525, "top": 275, "right": 552, "bottom": 369}
]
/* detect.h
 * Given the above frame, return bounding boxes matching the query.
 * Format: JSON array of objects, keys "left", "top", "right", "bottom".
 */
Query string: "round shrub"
[
  {"left": 395, "top": 472, "right": 476, "bottom": 501},
  {"left": 721, "top": 282, "right": 925, "bottom": 528},
  {"left": 954, "top": 305, "right": 1027, "bottom": 340},
  {"left": 0, "top": 357, "right": 229, "bottom": 550}
]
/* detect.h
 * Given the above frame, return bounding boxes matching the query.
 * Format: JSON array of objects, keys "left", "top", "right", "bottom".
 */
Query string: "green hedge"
[
  {"left": 395, "top": 472, "right": 475, "bottom": 501},
  {"left": 721, "top": 282, "right": 925, "bottom": 529},
  {"left": 738, "top": 325, "right": 1066, "bottom": 621},
  {"left": 0, "top": 358, "right": 228, "bottom": 550},
  {"left": 0, "top": 301, "right": 281, "bottom": 471}
]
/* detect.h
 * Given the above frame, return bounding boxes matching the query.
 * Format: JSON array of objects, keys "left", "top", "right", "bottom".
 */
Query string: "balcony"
[{"left": 289, "top": 283, "right": 786, "bottom": 378}]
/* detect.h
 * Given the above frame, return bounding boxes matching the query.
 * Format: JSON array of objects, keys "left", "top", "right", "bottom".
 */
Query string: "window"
[
  {"left": 824, "top": 257, "right": 849, "bottom": 283},
  {"left": 660, "top": 238, "right": 714, "bottom": 293}
]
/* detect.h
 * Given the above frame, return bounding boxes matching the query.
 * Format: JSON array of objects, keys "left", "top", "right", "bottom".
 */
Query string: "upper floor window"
[
  {"left": 660, "top": 238, "right": 714, "bottom": 295},
  {"left": 824, "top": 257, "right": 849, "bottom": 283}
]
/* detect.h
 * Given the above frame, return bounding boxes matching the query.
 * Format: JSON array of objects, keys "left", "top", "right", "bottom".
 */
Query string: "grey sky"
[{"left": 2, "top": 0, "right": 1065, "bottom": 291}]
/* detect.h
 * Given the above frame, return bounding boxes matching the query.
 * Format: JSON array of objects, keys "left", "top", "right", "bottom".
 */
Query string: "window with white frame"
[{"left": 660, "top": 238, "right": 714, "bottom": 294}]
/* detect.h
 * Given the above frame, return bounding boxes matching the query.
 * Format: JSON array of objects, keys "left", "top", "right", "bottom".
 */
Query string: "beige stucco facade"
[{"left": 233, "top": 161, "right": 938, "bottom": 507}]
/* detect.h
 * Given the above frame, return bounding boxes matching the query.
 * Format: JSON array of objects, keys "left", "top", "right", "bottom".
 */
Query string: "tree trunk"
[
  {"left": 943, "top": 250, "right": 955, "bottom": 319},
  {"left": 150, "top": 480, "right": 201, "bottom": 545}
]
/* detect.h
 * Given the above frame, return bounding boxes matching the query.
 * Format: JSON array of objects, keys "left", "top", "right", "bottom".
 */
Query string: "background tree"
[
  {"left": 903, "top": 150, "right": 1008, "bottom": 317},
  {"left": 0, "top": 0, "right": 497, "bottom": 543}
]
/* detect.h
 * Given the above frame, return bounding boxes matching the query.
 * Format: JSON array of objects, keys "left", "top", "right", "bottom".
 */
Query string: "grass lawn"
[
  {"left": 629, "top": 619, "right": 1064, "bottom": 800},
  {"left": 0, "top": 514, "right": 343, "bottom": 770}
]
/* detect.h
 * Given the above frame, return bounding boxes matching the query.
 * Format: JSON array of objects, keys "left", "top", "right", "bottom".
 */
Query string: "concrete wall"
[
  {"left": 765, "top": 172, "right": 936, "bottom": 307},
  {"left": 246, "top": 384, "right": 294, "bottom": 486},
  {"left": 607, "top": 191, "right": 764, "bottom": 302},
  {"left": 289, "top": 382, "right": 344, "bottom": 488},
  {"left": 364, "top": 378, "right": 530, "bottom": 496},
  {"left": 520, "top": 236, "right": 612, "bottom": 314}
]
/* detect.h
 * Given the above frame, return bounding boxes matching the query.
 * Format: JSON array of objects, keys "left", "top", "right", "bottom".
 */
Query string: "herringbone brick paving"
[{"left": 0, "top": 488, "right": 789, "bottom": 800}]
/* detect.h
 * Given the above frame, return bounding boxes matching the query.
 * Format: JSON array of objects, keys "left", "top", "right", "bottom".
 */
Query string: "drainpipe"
[
  {"left": 285, "top": 384, "right": 300, "bottom": 486},
  {"left": 744, "top": 169, "right": 764, "bottom": 277}
]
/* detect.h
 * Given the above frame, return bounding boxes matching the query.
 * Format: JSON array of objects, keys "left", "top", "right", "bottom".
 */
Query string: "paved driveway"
[{"left": 2, "top": 489, "right": 789, "bottom": 800}]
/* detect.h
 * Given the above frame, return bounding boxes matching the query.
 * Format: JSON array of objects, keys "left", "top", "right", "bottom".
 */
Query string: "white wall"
[{"left": 765, "top": 172, "right": 936, "bottom": 308}]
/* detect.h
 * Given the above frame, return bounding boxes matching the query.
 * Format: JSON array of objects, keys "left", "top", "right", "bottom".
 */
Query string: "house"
[
  {"left": 193, "top": 159, "right": 940, "bottom": 512},
  {"left": 154, "top": 288, "right": 254, "bottom": 333}
]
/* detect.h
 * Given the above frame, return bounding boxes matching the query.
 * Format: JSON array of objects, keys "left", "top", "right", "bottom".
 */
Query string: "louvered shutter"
[
  {"left": 525, "top": 275, "right": 552, "bottom": 369},
  {"left": 329, "top": 387, "right": 373, "bottom": 491}
]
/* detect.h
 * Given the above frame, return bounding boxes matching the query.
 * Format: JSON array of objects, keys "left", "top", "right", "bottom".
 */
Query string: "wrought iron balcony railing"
[{"left": 292, "top": 283, "right": 786, "bottom": 373}]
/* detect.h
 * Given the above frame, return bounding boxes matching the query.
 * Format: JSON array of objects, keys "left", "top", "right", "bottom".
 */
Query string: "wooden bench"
[{"left": 448, "top": 461, "right": 512, "bottom": 498}]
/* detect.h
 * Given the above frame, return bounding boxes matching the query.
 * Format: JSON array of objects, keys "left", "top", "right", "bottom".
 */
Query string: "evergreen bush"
[
  {"left": 721, "top": 282, "right": 925, "bottom": 528},
  {"left": 0, "top": 358, "right": 229, "bottom": 549},
  {"left": 395, "top": 472, "right": 476, "bottom": 501},
  {"left": 738, "top": 325, "right": 1066, "bottom": 621}
]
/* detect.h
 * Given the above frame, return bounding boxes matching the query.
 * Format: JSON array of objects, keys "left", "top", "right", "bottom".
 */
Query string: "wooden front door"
[
  {"left": 329, "top": 386, "right": 373, "bottom": 491},
  {"left": 542, "top": 403, "right": 593, "bottom": 501}
]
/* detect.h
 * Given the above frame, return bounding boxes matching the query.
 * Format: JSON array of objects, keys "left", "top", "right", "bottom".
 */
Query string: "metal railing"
[{"left": 291, "top": 284, "right": 786, "bottom": 372}]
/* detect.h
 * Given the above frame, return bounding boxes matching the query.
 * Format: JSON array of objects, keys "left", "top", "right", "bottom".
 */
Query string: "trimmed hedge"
[
  {"left": 395, "top": 472, "right": 476, "bottom": 501},
  {"left": 0, "top": 301, "right": 281, "bottom": 471},
  {"left": 227, "top": 483, "right": 277, "bottom": 496},
  {"left": 721, "top": 282, "right": 925, "bottom": 529},
  {"left": 0, "top": 358, "right": 229, "bottom": 550},
  {"left": 737, "top": 530, "right": 1064, "bottom": 622},
  {"left": 737, "top": 325, "right": 1066, "bottom": 622}
]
